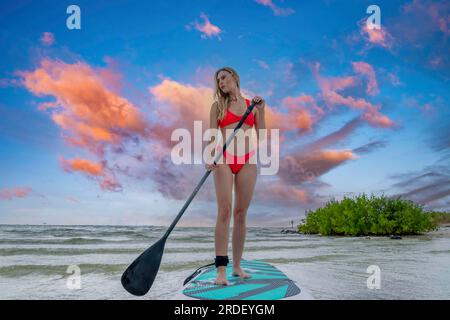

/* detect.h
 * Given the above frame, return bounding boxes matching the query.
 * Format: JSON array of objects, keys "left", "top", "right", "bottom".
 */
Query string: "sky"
[{"left": 0, "top": 0, "right": 449, "bottom": 227}]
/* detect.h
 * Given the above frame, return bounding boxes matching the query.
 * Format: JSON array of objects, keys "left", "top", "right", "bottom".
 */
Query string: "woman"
[{"left": 205, "top": 67, "right": 266, "bottom": 285}]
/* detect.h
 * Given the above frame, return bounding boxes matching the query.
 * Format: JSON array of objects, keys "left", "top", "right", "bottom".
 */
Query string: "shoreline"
[{"left": 284, "top": 224, "right": 450, "bottom": 238}]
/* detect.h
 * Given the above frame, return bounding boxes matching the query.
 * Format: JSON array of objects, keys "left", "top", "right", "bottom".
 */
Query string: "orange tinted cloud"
[
  {"left": 0, "top": 187, "right": 33, "bottom": 200},
  {"left": 19, "top": 58, "right": 149, "bottom": 156},
  {"left": 60, "top": 157, "right": 122, "bottom": 191},
  {"left": 60, "top": 157, "right": 104, "bottom": 176},
  {"left": 149, "top": 78, "right": 323, "bottom": 149},
  {"left": 277, "top": 95, "right": 324, "bottom": 133},
  {"left": 18, "top": 58, "right": 150, "bottom": 191}
]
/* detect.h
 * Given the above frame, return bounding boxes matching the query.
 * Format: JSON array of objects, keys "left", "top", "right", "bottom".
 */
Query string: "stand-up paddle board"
[{"left": 174, "top": 259, "right": 313, "bottom": 300}]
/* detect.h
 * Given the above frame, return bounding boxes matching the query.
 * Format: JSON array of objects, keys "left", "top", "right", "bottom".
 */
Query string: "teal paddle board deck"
[{"left": 178, "top": 259, "right": 311, "bottom": 300}]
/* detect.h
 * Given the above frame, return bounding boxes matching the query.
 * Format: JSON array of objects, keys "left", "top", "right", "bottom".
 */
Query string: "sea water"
[{"left": 0, "top": 225, "right": 448, "bottom": 299}]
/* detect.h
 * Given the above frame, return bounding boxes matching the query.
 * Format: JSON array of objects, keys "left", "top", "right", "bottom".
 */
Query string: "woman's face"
[{"left": 217, "top": 70, "right": 235, "bottom": 94}]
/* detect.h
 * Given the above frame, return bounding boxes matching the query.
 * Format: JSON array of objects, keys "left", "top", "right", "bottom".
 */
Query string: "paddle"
[{"left": 121, "top": 101, "right": 258, "bottom": 296}]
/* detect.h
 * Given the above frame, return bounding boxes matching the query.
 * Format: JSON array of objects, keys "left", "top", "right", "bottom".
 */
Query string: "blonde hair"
[{"left": 213, "top": 67, "right": 243, "bottom": 122}]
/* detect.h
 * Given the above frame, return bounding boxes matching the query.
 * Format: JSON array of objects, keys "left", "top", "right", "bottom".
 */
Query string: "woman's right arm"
[{"left": 205, "top": 102, "right": 219, "bottom": 171}]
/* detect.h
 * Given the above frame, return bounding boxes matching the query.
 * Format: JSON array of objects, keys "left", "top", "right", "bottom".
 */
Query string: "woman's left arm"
[{"left": 253, "top": 96, "right": 266, "bottom": 141}]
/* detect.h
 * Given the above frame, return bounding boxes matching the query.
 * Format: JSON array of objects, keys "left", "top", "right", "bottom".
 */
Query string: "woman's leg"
[
  {"left": 232, "top": 163, "right": 257, "bottom": 278},
  {"left": 213, "top": 164, "right": 233, "bottom": 285}
]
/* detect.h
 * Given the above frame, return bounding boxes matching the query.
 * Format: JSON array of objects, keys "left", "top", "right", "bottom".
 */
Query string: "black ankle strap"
[{"left": 215, "top": 255, "right": 229, "bottom": 268}]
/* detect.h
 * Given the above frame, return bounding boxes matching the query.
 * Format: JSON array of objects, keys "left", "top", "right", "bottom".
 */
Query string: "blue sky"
[{"left": 0, "top": 0, "right": 449, "bottom": 226}]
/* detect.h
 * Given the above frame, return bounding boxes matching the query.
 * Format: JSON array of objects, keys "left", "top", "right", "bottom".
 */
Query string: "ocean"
[{"left": 0, "top": 224, "right": 449, "bottom": 299}]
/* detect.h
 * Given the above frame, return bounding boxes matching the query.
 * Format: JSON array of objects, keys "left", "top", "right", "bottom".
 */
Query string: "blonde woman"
[{"left": 205, "top": 67, "right": 266, "bottom": 285}]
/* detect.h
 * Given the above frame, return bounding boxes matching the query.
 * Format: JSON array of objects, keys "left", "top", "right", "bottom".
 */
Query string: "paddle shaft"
[{"left": 163, "top": 102, "right": 257, "bottom": 238}]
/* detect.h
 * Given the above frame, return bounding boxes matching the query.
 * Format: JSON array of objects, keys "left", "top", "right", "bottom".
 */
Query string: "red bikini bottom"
[{"left": 216, "top": 146, "right": 256, "bottom": 175}]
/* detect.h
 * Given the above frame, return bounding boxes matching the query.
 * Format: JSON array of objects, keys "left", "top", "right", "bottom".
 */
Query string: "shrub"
[{"left": 298, "top": 193, "right": 439, "bottom": 236}]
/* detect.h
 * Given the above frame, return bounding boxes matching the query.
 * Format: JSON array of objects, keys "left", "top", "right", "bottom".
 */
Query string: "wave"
[
  {"left": 262, "top": 254, "right": 350, "bottom": 264},
  {"left": 0, "top": 254, "right": 350, "bottom": 278},
  {"left": 0, "top": 238, "right": 140, "bottom": 245},
  {"left": 0, "top": 244, "right": 324, "bottom": 256},
  {"left": 0, "top": 260, "right": 215, "bottom": 278}
]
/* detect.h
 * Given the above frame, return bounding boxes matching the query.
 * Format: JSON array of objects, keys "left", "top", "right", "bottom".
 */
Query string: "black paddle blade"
[{"left": 121, "top": 236, "right": 167, "bottom": 296}]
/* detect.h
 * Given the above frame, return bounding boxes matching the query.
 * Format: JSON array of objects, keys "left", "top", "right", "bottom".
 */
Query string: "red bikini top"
[{"left": 217, "top": 98, "right": 255, "bottom": 128}]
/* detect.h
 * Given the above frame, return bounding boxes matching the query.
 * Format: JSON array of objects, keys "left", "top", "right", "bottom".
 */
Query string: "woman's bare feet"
[
  {"left": 232, "top": 265, "right": 251, "bottom": 279},
  {"left": 214, "top": 266, "right": 229, "bottom": 285}
]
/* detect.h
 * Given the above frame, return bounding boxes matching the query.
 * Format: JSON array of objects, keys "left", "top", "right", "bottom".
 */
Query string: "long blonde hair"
[{"left": 213, "top": 67, "right": 243, "bottom": 122}]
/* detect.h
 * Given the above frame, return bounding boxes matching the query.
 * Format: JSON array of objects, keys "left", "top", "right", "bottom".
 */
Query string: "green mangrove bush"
[{"left": 298, "top": 193, "right": 441, "bottom": 236}]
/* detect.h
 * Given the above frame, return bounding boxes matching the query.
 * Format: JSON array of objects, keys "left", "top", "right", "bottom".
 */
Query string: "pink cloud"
[
  {"left": 402, "top": 0, "right": 450, "bottom": 37},
  {"left": 261, "top": 182, "right": 311, "bottom": 204},
  {"left": 352, "top": 61, "right": 379, "bottom": 95},
  {"left": 359, "top": 19, "right": 394, "bottom": 49},
  {"left": 278, "top": 95, "right": 324, "bottom": 133},
  {"left": 311, "top": 62, "right": 395, "bottom": 128},
  {"left": 188, "top": 13, "right": 222, "bottom": 40},
  {"left": 40, "top": 32, "right": 55, "bottom": 46},
  {"left": 255, "top": 0, "right": 295, "bottom": 16},
  {"left": 361, "top": 105, "right": 396, "bottom": 128},
  {"left": 0, "top": 187, "right": 33, "bottom": 200}
]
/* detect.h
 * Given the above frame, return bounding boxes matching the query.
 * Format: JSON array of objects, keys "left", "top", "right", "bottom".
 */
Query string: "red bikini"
[{"left": 217, "top": 98, "right": 256, "bottom": 174}]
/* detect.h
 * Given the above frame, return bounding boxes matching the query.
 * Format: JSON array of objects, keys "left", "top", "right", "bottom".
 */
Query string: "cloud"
[
  {"left": 147, "top": 78, "right": 340, "bottom": 201},
  {"left": 66, "top": 196, "right": 80, "bottom": 203},
  {"left": 18, "top": 58, "right": 150, "bottom": 191},
  {"left": 60, "top": 157, "right": 122, "bottom": 191},
  {"left": 429, "top": 121, "right": 450, "bottom": 152},
  {"left": 254, "top": 59, "right": 269, "bottom": 70},
  {"left": 388, "top": 0, "right": 449, "bottom": 78},
  {"left": 387, "top": 72, "right": 403, "bottom": 87},
  {"left": 186, "top": 13, "right": 222, "bottom": 40},
  {"left": 304, "top": 117, "right": 362, "bottom": 153},
  {"left": 358, "top": 18, "right": 394, "bottom": 50},
  {"left": 40, "top": 32, "right": 55, "bottom": 46},
  {"left": 256, "top": 182, "right": 311, "bottom": 204},
  {"left": 60, "top": 157, "right": 104, "bottom": 176},
  {"left": 352, "top": 61, "right": 379, "bottom": 95},
  {"left": 0, "top": 187, "right": 33, "bottom": 200},
  {"left": 255, "top": 0, "right": 295, "bottom": 16},
  {"left": 278, "top": 150, "right": 356, "bottom": 185},
  {"left": 388, "top": 164, "right": 450, "bottom": 209},
  {"left": 353, "top": 140, "right": 388, "bottom": 155},
  {"left": 19, "top": 59, "right": 149, "bottom": 156},
  {"left": 277, "top": 95, "right": 325, "bottom": 133},
  {"left": 311, "top": 62, "right": 395, "bottom": 128},
  {"left": 402, "top": 0, "right": 450, "bottom": 38}
]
